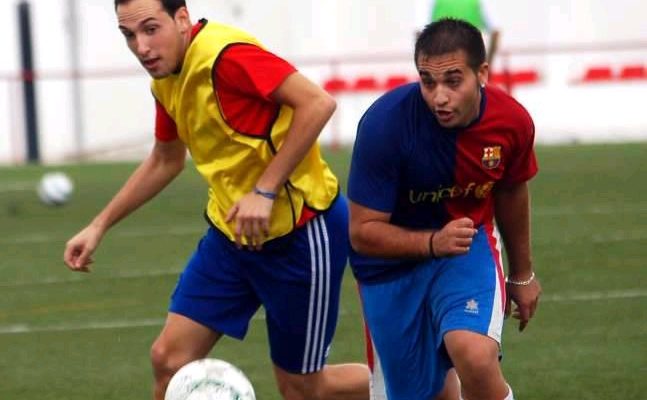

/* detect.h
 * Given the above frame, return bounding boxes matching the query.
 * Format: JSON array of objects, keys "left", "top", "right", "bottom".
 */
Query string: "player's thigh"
[
  {"left": 151, "top": 312, "right": 222, "bottom": 366},
  {"left": 251, "top": 200, "right": 349, "bottom": 374},
  {"left": 360, "top": 264, "right": 450, "bottom": 400},
  {"left": 430, "top": 227, "right": 506, "bottom": 344},
  {"left": 272, "top": 364, "right": 326, "bottom": 399},
  {"left": 433, "top": 368, "right": 460, "bottom": 400},
  {"left": 443, "top": 329, "right": 501, "bottom": 372},
  {"left": 170, "top": 227, "right": 261, "bottom": 340}
]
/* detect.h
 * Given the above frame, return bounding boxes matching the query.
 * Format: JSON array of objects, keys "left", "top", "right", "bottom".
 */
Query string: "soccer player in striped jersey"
[
  {"left": 63, "top": 1, "right": 369, "bottom": 399},
  {"left": 348, "top": 18, "right": 541, "bottom": 400}
]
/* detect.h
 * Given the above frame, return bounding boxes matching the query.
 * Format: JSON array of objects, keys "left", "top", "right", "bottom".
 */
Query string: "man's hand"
[
  {"left": 226, "top": 191, "right": 274, "bottom": 250},
  {"left": 505, "top": 276, "right": 542, "bottom": 331},
  {"left": 64, "top": 225, "right": 104, "bottom": 272},
  {"left": 431, "top": 217, "right": 478, "bottom": 257}
]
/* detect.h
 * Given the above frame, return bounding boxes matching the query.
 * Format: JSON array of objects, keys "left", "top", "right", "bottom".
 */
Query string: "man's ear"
[
  {"left": 175, "top": 7, "right": 191, "bottom": 33},
  {"left": 478, "top": 62, "right": 489, "bottom": 86}
]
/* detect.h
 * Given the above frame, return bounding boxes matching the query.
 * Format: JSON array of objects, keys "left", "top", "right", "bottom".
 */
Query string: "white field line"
[
  {"left": 0, "top": 318, "right": 165, "bottom": 334},
  {"left": 2, "top": 178, "right": 647, "bottom": 216},
  {"left": 2, "top": 202, "right": 646, "bottom": 246},
  {"left": 0, "top": 182, "right": 34, "bottom": 193},
  {"left": 533, "top": 202, "right": 647, "bottom": 216},
  {"left": 0, "top": 289, "right": 645, "bottom": 335},
  {"left": 3, "top": 226, "right": 647, "bottom": 251},
  {"left": 535, "top": 229, "right": 647, "bottom": 246},
  {"left": 0, "top": 267, "right": 181, "bottom": 288},
  {"left": 1, "top": 226, "right": 204, "bottom": 245},
  {"left": 0, "top": 313, "right": 271, "bottom": 335},
  {"left": 541, "top": 288, "right": 647, "bottom": 302}
]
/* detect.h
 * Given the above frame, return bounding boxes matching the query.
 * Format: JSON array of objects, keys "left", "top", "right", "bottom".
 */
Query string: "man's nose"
[
  {"left": 135, "top": 36, "right": 151, "bottom": 57},
  {"left": 433, "top": 88, "right": 449, "bottom": 106}
]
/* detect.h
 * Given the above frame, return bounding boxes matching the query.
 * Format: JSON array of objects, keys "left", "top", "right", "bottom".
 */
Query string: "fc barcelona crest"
[{"left": 481, "top": 146, "right": 501, "bottom": 169}]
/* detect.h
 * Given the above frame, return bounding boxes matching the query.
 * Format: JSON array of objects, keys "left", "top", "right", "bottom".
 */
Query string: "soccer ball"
[
  {"left": 165, "top": 358, "right": 256, "bottom": 400},
  {"left": 37, "top": 171, "right": 74, "bottom": 206}
]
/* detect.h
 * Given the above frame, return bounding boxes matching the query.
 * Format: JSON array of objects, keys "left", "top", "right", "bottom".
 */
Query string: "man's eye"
[
  {"left": 447, "top": 79, "right": 461, "bottom": 86},
  {"left": 145, "top": 26, "right": 158, "bottom": 35}
]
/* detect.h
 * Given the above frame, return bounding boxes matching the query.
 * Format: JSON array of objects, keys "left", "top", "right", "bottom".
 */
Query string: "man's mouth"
[
  {"left": 435, "top": 109, "right": 454, "bottom": 123},
  {"left": 142, "top": 58, "right": 160, "bottom": 69}
]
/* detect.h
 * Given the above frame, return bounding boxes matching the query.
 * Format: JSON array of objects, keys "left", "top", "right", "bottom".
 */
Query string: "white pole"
[{"left": 66, "top": 0, "right": 84, "bottom": 160}]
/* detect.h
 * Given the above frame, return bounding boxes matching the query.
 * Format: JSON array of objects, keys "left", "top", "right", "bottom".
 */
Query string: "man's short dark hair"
[
  {"left": 415, "top": 18, "right": 486, "bottom": 71},
  {"left": 114, "top": 0, "right": 186, "bottom": 16}
]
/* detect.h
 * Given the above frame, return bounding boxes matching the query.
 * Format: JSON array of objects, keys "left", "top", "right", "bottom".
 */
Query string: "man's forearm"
[
  {"left": 494, "top": 182, "right": 533, "bottom": 279},
  {"left": 91, "top": 145, "right": 185, "bottom": 233},
  {"left": 257, "top": 73, "right": 336, "bottom": 193},
  {"left": 256, "top": 95, "right": 334, "bottom": 193},
  {"left": 350, "top": 220, "right": 432, "bottom": 259}
]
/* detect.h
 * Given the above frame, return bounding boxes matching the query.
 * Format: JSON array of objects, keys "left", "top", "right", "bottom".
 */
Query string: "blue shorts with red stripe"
[
  {"left": 169, "top": 196, "right": 349, "bottom": 374},
  {"left": 359, "top": 226, "right": 506, "bottom": 400}
]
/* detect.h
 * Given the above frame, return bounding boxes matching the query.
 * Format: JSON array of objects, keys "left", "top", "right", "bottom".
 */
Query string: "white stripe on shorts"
[
  {"left": 487, "top": 226, "right": 505, "bottom": 342},
  {"left": 301, "top": 215, "right": 331, "bottom": 373},
  {"left": 317, "top": 217, "right": 332, "bottom": 370},
  {"left": 368, "top": 332, "right": 387, "bottom": 400}
]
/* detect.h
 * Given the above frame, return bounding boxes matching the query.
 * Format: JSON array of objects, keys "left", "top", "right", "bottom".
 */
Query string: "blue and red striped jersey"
[{"left": 348, "top": 83, "right": 537, "bottom": 282}]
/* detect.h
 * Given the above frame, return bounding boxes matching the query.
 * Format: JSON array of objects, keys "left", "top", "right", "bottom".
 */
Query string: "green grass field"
[{"left": 1, "top": 143, "right": 646, "bottom": 399}]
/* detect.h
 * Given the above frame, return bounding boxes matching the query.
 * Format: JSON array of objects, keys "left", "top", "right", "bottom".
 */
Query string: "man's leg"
[
  {"left": 359, "top": 264, "right": 451, "bottom": 400},
  {"left": 444, "top": 330, "right": 509, "bottom": 400},
  {"left": 433, "top": 368, "right": 461, "bottom": 400},
  {"left": 150, "top": 312, "right": 222, "bottom": 400},
  {"left": 432, "top": 228, "right": 510, "bottom": 400},
  {"left": 273, "top": 363, "right": 369, "bottom": 400}
]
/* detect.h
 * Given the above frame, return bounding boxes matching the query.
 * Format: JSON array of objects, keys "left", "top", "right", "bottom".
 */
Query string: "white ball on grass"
[
  {"left": 37, "top": 171, "right": 74, "bottom": 206},
  {"left": 165, "top": 358, "right": 256, "bottom": 400}
]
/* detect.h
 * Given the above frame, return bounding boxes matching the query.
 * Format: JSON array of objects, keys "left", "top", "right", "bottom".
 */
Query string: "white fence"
[{"left": 1, "top": 0, "right": 647, "bottom": 164}]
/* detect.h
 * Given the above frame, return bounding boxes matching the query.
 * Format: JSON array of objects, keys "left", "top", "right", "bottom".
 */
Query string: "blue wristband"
[{"left": 253, "top": 187, "right": 277, "bottom": 200}]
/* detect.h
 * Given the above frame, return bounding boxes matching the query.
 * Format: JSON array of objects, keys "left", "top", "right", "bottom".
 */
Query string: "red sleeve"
[
  {"left": 215, "top": 44, "right": 297, "bottom": 100},
  {"left": 155, "top": 100, "right": 178, "bottom": 141},
  {"left": 501, "top": 114, "right": 538, "bottom": 186}
]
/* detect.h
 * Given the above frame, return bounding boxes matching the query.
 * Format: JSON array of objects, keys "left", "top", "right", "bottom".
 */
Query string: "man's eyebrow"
[
  {"left": 119, "top": 17, "right": 157, "bottom": 31},
  {"left": 444, "top": 68, "right": 463, "bottom": 76}
]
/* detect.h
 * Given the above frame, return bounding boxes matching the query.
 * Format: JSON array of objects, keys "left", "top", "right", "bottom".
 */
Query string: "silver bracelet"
[{"left": 505, "top": 271, "right": 535, "bottom": 286}]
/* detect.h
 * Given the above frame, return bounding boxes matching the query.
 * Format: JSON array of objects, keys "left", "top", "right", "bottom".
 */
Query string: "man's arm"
[
  {"left": 349, "top": 201, "right": 478, "bottom": 259},
  {"left": 64, "top": 139, "right": 186, "bottom": 270},
  {"left": 258, "top": 72, "right": 335, "bottom": 193},
  {"left": 494, "top": 181, "right": 541, "bottom": 331},
  {"left": 225, "top": 72, "right": 336, "bottom": 248},
  {"left": 349, "top": 201, "right": 432, "bottom": 259}
]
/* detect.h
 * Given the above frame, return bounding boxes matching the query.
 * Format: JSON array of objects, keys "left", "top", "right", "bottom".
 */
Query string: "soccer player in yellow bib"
[{"left": 63, "top": 1, "right": 369, "bottom": 399}]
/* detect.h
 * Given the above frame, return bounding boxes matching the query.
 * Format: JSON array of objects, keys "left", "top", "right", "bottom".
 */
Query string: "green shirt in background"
[{"left": 431, "top": 0, "right": 487, "bottom": 30}]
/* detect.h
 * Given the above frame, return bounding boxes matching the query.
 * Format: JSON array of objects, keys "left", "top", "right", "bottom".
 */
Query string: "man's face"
[
  {"left": 417, "top": 50, "right": 487, "bottom": 129},
  {"left": 117, "top": 0, "right": 190, "bottom": 79}
]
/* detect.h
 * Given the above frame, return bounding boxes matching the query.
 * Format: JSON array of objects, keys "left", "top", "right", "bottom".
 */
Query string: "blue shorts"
[
  {"left": 170, "top": 196, "right": 349, "bottom": 374},
  {"left": 359, "top": 226, "right": 506, "bottom": 400}
]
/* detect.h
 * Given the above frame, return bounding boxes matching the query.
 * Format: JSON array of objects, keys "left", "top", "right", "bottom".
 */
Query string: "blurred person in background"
[
  {"left": 348, "top": 18, "right": 541, "bottom": 400},
  {"left": 63, "top": 0, "right": 369, "bottom": 399},
  {"left": 417, "top": 0, "right": 500, "bottom": 65}
]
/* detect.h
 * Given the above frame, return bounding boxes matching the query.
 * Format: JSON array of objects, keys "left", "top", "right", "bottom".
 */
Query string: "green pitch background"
[{"left": 1, "top": 143, "right": 646, "bottom": 399}]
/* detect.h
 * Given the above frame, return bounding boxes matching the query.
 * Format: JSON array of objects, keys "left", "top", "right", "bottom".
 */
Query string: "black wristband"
[
  {"left": 253, "top": 187, "right": 277, "bottom": 200},
  {"left": 428, "top": 232, "right": 436, "bottom": 258}
]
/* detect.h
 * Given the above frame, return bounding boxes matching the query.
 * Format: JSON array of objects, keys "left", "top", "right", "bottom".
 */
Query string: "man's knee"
[
  {"left": 150, "top": 339, "right": 171, "bottom": 373},
  {"left": 445, "top": 331, "right": 500, "bottom": 379},
  {"left": 150, "top": 338, "right": 188, "bottom": 378},
  {"left": 276, "top": 379, "right": 325, "bottom": 400},
  {"left": 275, "top": 366, "right": 327, "bottom": 400}
]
